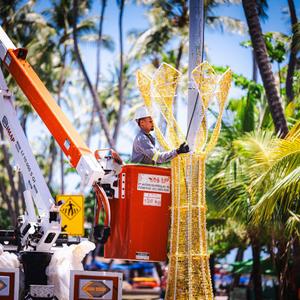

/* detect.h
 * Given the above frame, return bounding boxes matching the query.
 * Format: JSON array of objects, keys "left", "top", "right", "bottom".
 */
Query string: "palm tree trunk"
[
  {"left": 86, "top": 108, "right": 95, "bottom": 148},
  {"left": 58, "top": 47, "right": 67, "bottom": 193},
  {"left": 252, "top": 50, "right": 258, "bottom": 82},
  {"left": 87, "top": 0, "right": 107, "bottom": 147},
  {"left": 60, "top": 150, "right": 65, "bottom": 193},
  {"left": 286, "top": 0, "right": 298, "bottom": 103},
  {"left": 73, "top": 0, "right": 115, "bottom": 149},
  {"left": 242, "top": 0, "right": 288, "bottom": 137},
  {"left": 249, "top": 231, "right": 263, "bottom": 300},
  {"left": 232, "top": 247, "right": 244, "bottom": 288},
  {"left": 113, "top": 0, "right": 125, "bottom": 143},
  {"left": 47, "top": 137, "right": 57, "bottom": 186},
  {"left": 95, "top": 0, "right": 107, "bottom": 92},
  {"left": 291, "top": 238, "right": 300, "bottom": 299},
  {"left": 278, "top": 62, "right": 282, "bottom": 96},
  {"left": 47, "top": 45, "right": 67, "bottom": 191},
  {"left": 173, "top": 42, "right": 184, "bottom": 119},
  {"left": 276, "top": 238, "right": 290, "bottom": 300}
]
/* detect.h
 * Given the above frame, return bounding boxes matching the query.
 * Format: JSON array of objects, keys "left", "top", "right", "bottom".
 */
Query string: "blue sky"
[{"left": 82, "top": 0, "right": 300, "bottom": 80}]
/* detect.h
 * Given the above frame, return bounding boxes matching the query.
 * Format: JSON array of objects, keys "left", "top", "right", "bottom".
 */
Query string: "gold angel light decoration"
[{"left": 136, "top": 62, "right": 232, "bottom": 300}]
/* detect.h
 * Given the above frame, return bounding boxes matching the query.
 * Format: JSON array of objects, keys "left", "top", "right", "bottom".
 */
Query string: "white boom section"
[
  {"left": 0, "top": 72, "right": 53, "bottom": 214},
  {"left": 0, "top": 69, "right": 60, "bottom": 251},
  {"left": 0, "top": 26, "right": 16, "bottom": 60}
]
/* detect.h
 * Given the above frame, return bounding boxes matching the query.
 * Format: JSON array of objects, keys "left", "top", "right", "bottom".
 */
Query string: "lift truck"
[
  {"left": 0, "top": 27, "right": 171, "bottom": 299},
  {"left": 0, "top": 26, "right": 121, "bottom": 299}
]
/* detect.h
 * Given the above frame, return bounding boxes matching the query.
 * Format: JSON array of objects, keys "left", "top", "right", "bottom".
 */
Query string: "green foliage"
[
  {"left": 84, "top": 190, "right": 106, "bottom": 233},
  {"left": 161, "top": 50, "right": 178, "bottom": 67},
  {"left": 0, "top": 207, "right": 11, "bottom": 229},
  {"left": 241, "top": 32, "right": 288, "bottom": 64},
  {"left": 292, "top": 21, "right": 300, "bottom": 53},
  {"left": 84, "top": 190, "right": 96, "bottom": 224},
  {"left": 264, "top": 32, "right": 287, "bottom": 64},
  {"left": 251, "top": 124, "right": 300, "bottom": 232},
  {"left": 208, "top": 219, "right": 247, "bottom": 257}
]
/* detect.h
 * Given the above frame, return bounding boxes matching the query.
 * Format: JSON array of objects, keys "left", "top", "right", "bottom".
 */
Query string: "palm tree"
[
  {"left": 242, "top": 0, "right": 288, "bottom": 137},
  {"left": 81, "top": 0, "right": 115, "bottom": 147},
  {"left": 207, "top": 68, "right": 275, "bottom": 298},
  {"left": 45, "top": 0, "right": 104, "bottom": 191},
  {"left": 113, "top": 0, "right": 125, "bottom": 143},
  {"left": 250, "top": 123, "right": 300, "bottom": 299},
  {"left": 45, "top": 0, "right": 72, "bottom": 192},
  {"left": 213, "top": 123, "right": 300, "bottom": 299},
  {"left": 286, "top": 0, "right": 298, "bottom": 103},
  {"left": 73, "top": 0, "right": 115, "bottom": 148},
  {"left": 95, "top": 0, "right": 108, "bottom": 91},
  {"left": 86, "top": 0, "right": 107, "bottom": 147},
  {"left": 211, "top": 130, "right": 276, "bottom": 300}
]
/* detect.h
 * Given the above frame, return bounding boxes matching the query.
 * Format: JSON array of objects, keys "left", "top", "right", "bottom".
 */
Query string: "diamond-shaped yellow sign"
[
  {"left": 56, "top": 195, "right": 84, "bottom": 236},
  {"left": 61, "top": 198, "right": 81, "bottom": 220},
  {"left": 82, "top": 280, "right": 111, "bottom": 298}
]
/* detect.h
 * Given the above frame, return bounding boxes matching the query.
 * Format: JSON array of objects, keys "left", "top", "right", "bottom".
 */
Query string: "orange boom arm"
[
  {"left": 4, "top": 48, "right": 89, "bottom": 167},
  {"left": 1, "top": 45, "right": 103, "bottom": 186}
]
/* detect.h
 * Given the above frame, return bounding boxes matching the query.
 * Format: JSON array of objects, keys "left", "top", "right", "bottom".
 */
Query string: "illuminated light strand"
[{"left": 136, "top": 62, "right": 232, "bottom": 300}]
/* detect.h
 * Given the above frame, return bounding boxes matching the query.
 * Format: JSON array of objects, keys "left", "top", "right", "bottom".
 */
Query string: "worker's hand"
[{"left": 176, "top": 142, "right": 190, "bottom": 154}]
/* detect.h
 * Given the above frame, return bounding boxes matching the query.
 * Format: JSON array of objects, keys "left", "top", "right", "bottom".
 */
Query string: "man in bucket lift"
[{"left": 131, "top": 106, "right": 190, "bottom": 165}]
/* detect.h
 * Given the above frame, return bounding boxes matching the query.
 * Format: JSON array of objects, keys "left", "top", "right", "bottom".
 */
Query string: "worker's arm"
[{"left": 132, "top": 133, "right": 177, "bottom": 164}]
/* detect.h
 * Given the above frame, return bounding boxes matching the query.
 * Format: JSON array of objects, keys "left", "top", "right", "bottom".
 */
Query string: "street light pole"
[{"left": 187, "top": 0, "right": 204, "bottom": 149}]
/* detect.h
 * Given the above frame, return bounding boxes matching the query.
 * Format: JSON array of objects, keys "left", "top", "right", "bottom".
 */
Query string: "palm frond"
[
  {"left": 233, "top": 130, "right": 275, "bottom": 178},
  {"left": 285, "top": 210, "right": 300, "bottom": 237},
  {"left": 79, "top": 34, "right": 114, "bottom": 50},
  {"left": 252, "top": 166, "right": 300, "bottom": 224},
  {"left": 206, "top": 16, "right": 246, "bottom": 35},
  {"left": 286, "top": 119, "right": 300, "bottom": 141}
]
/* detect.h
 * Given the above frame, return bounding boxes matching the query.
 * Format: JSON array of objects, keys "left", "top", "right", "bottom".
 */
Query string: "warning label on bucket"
[
  {"left": 137, "top": 174, "right": 170, "bottom": 193},
  {"left": 136, "top": 252, "right": 150, "bottom": 260},
  {"left": 143, "top": 193, "right": 162, "bottom": 207}
]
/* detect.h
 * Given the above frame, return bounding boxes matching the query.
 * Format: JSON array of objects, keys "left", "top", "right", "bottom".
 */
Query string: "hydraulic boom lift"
[
  {"left": 0, "top": 26, "right": 118, "bottom": 248},
  {"left": 0, "top": 26, "right": 121, "bottom": 298}
]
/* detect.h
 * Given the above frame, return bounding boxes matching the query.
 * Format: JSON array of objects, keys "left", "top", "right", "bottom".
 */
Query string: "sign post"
[{"left": 186, "top": 0, "right": 204, "bottom": 149}]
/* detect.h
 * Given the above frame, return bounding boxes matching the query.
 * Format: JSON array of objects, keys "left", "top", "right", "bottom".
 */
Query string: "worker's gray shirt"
[{"left": 131, "top": 129, "right": 177, "bottom": 164}]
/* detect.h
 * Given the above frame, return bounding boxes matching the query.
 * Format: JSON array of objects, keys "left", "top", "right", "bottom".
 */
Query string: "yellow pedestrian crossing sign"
[{"left": 56, "top": 195, "right": 84, "bottom": 236}]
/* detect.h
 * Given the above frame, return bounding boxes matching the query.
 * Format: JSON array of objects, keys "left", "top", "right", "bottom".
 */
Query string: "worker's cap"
[{"left": 134, "top": 106, "right": 152, "bottom": 121}]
